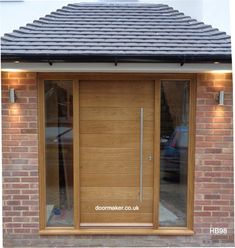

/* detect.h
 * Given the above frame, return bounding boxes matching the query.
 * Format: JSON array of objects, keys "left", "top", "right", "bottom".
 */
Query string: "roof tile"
[{"left": 1, "top": 3, "right": 231, "bottom": 62}]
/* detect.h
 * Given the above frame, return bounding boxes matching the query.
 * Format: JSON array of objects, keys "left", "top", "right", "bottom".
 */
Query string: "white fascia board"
[{"left": 1, "top": 62, "right": 232, "bottom": 73}]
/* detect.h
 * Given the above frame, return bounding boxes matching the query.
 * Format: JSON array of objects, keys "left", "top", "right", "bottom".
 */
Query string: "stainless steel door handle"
[{"left": 140, "top": 107, "right": 144, "bottom": 202}]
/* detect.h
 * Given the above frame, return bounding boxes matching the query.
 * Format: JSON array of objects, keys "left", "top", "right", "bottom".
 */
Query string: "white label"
[{"left": 210, "top": 227, "right": 227, "bottom": 235}]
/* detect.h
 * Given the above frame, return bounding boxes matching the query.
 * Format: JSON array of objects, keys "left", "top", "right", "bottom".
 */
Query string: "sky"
[{"left": 0, "top": 0, "right": 231, "bottom": 36}]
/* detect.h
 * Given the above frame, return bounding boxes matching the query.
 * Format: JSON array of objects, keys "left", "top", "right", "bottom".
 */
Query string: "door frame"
[{"left": 38, "top": 73, "right": 196, "bottom": 235}]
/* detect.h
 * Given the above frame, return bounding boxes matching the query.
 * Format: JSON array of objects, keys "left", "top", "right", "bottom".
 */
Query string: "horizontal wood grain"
[
  {"left": 80, "top": 133, "right": 153, "bottom": 148},
  {"left": 39, "top": 228, "right": 194, "bottom": 236},
  {"left": 80, "top": 94, "right": 154, "bottom": 108},
  {"left": 80, "top": 107, "right": 154, "bottom": 121},
  {"left": 80, "top": 120, "right": 153, "bottom": 134},
  {"left": 81, "top": 213, "right": 153, "bottom": 223},
  {"left": 80, "top": 187, "right": 153, "bottom": 200},
  {"left": 79, "top": 80, "right": 154, "bottom": 95},
  {"left": 80, "top": 160, "right": 153, "bottom": 174},
  {"left": 80, "top": 174, "right": 153, "bottom": 187},
  {"left": 80, "top": 148, "right": 153, "bottom": 161}
]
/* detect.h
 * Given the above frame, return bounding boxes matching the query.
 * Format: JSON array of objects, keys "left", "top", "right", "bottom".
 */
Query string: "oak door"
[{"left": 79, "top": 80, "right": 155, "bottom": 226}]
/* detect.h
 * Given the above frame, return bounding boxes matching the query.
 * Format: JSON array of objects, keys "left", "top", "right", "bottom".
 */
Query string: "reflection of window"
[
  {"left": 44, "top": 80, "right": 74, "bottom": 227},
  {"left": 159, "top": 81, "right": 189, "bottom": 227},
  {"left": 45, "top": 81, "right": 73, "bottom": 124}
]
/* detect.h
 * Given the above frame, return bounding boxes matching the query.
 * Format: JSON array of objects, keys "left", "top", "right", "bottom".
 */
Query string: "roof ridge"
[{"left": 68, "top": 3, "right": 170, "bottom": 7}]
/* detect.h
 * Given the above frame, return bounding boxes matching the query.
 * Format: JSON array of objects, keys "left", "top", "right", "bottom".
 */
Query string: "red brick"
[
  {"left": 204, "top": 206, "right": 220, "bottom": 211},
  {"left": 14, "top": 229, "right": 31, "bottom": 234},
  {"left": 4, "top": 178, "right": 20, "bottom": 183},
  {"left": 204, "top": 160, "right": 221, "bottom": 165},
  {"left": 22, "top": 211, "right": 39, "bottom": 217},
  {"left": 22, "top": 223, "right": 39, "bottom": 228},
  {"left": 10, "top": 123, "right": 28, "bottom": 128},
  {"left": 212, "top": 212, "right": 229, "bottom": 217},
  {"left": 13, "top": 206, "right": 30, "bottom": 211},
  {"left": 11, "top": 147, "right": 29, "bottom": 152},
  {"left": 12, "top": 183, "right": 29, "bottom": 189},
  {"left": 13, "top": 195, "right": 29, "bottom": 200},
  {"left": 5, "top": 223, "right": 22, "bottom": 228},
  {"left": 4, "top": 212, "right": 21, "bottom": 217},
  {"left": 21, "top": 178, "right": 38, "bottom": 183},
  {"left": 8, "top": 72, "right": 27, "bottom": 78}
]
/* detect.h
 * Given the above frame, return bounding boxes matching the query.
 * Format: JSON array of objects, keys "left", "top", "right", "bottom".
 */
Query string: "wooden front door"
[{"left": 79, "top": 80, "right": 155, "bottom": 226}]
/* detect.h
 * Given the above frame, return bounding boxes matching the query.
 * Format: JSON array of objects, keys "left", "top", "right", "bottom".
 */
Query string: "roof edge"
[{"left": 1, "top": 54, "right": 232, "bottom": 64}]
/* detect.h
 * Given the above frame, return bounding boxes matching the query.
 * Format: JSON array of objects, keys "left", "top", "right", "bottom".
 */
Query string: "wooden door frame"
[{"left": 38, "top": 73, "right": 196, "bottom": 235}]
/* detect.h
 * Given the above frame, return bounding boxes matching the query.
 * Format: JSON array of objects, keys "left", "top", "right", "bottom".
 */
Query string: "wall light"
[
  {"left": 2, "top": 69, "right": 25, "bottom": 72},
  {"left": 9, "top": 88, "right": 16, "bottom": 103},
  {"left": 216, "top": 91, "right": 224, "bottom": 105}
]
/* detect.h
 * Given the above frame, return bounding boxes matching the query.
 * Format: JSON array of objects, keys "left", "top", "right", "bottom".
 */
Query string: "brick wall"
[
  {"left": 1, "top": 72, "right": 234, "bottom": 247},
  {"left": 2, "top": 72, "right": 39, "bottom": 238},
  {"left": 194, "top": 73, "right": 234, "bottom": 244}
]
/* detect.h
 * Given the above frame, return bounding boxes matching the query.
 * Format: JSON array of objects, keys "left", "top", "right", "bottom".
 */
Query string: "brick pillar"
[
  {"left": 194, "top": 73, "right": 234, "bottom": 243},
  {"left": 2, "top": 72, "right": 39, "bottom": 236}
]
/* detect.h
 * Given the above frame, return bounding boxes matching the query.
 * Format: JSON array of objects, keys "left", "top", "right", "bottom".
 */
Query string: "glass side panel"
[
  {"left": 159, "top": 80, "right": 189, "bottom": 227},
  {"left": 44, "top": 80, "right": 74, "bottom": 227}
]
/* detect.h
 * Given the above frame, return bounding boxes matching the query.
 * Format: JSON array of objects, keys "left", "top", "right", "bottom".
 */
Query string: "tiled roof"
[{"left": 1, "top": 3, "right": 232, "bottom": 62}]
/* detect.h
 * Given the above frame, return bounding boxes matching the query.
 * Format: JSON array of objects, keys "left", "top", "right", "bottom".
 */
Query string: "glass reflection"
[
  {"left": 44, "top": 80, "right": 73, "bottom": 227},
  {"left": 159, "top": 81, "right": 189, "bottom": 227}
]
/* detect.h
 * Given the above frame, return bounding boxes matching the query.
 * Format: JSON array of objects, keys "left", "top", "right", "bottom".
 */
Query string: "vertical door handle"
[{"left": 140, "top": 107, "right": 144, "bottom": 202}]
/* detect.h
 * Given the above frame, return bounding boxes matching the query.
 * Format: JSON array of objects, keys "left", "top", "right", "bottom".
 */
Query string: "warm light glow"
[
  {"left": 10, "top": 106, "right": 20, "bottom": 115},
  {"left": 9, "top": 103, "right": 21, "bottom": 116},
  {"left": 1, "top": 69, "right": 26, "bottom": 72},
  {"left": 209, "top": 70, "right": 232, "bottom": 74},
  {"left": 215, "top": 105, "right": 225, "bottom": 112}
]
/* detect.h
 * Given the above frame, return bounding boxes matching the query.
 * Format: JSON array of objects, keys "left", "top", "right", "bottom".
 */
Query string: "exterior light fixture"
[
  {"left": 216, "top": 91, "right": 224, "bottom": 105},
  {"left": 9, "top": 88, "right": 16, "bottom": 103}
]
